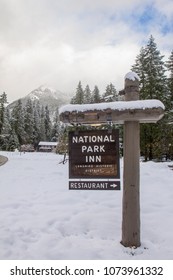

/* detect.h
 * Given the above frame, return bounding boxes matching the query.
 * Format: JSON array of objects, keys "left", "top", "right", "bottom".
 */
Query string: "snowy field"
[{"left": 0, "top": 151, "right": 173, "bottom": 260}]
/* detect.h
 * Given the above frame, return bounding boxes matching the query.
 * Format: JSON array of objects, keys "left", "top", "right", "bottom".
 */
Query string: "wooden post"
[{"left": 121, "top": 73, "right": 141, "bottom": 247}]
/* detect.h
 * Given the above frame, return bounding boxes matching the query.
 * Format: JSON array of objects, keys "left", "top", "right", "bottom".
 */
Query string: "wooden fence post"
[{"left": 121, "top": 74, "right": 141, "bottom": 247}]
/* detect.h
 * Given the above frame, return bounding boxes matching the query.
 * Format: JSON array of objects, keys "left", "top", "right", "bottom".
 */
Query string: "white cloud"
[
  {"left": 0, "top": 0, "right": 173, "bottom": 102},
  {"left": 153, "top": 0, "right": 173, "bottom": 18}
]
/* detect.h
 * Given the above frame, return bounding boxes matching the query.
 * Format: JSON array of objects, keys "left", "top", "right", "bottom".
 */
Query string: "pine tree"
[
  {"left": 132, "top": 36, "right": 168, "bottom": 101},
  {"left": 0, "top": 92, "right": 8, "bottom": 135},
  {"left": 40, "top": 106, "right": 46, "bottom": 141},
  {"left": 33, "top": 101, "right": 42, "bottom": 147},
  {"left": 132, "top": 35, "right": 171, "bottom": 160},
  {"left": 11, "top": 99, "right": 26, "bottom": 145},
  {"left": 91, "top": 85, "right": 101, "bottom": 103},
  {"left": 83, "top": 85, "right": 92, "bottom": 104},
  {"left": 131, "top": 47, "right": 147, "bottom": 98},
  {"left": 102, "top": 83, "right": 118, "bottom": 102},
  {"left": 51, "top": 108, "right": 61, "bottom": 142},
  {"left": 8, "top": 129, "right": 19, "bottom": 151},
  {"left": 0, "top": 108, "right": 12, "bottom": 150},
  {"left": 56, "top": 124, "right": 68, "bottom": 154},
  {"left": 165, "top": 50, "right": 173, "bottom": 159},
  {"left": 24, "top": 99, "right": 34, "bottom": 143},
  {"left": 70, "top": 81, "right": 84, "bottom": 104},
  {"left": 166, "top": 50, "right": 173, "bottom": 102},
  {"left": 44, "top": 105, "right": 52, "bottom": 141}
]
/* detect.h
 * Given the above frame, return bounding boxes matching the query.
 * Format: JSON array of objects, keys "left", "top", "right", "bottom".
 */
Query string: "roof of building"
[{"left": 38, "top": 142, "right": 57, "bottom": 146}]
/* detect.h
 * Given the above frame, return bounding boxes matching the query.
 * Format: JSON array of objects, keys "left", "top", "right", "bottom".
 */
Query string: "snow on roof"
[
  {"left": 59, "top": 99, "right": 165, "bottom": 115},
  {"left": 125, "top": 71, "right": 140, "bottom": 81},
  {"left": 38, "top": 142, "right": 57, "bottom": 146}
]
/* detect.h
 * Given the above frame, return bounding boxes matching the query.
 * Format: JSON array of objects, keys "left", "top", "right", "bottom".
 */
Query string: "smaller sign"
[{"left": 69, "top": 181, "right": 120, "bottom": 190}]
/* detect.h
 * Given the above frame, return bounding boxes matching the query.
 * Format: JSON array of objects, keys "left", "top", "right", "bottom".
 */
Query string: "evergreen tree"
[
  {"left": 83, "top": 85, "right": 92, "bottom": 104},
  {"left": 51, "top": 108, "right": 61, "bottom": 142},
  {"left": 56, "top": 124, "right": 68, "bottom": 154},
  {"left": 102, "top": 83, "right": 118, "bottom": 102},
  {"left": 165, "top": 50, "right": 173, "bottom": 159},
  {"left": 0, "top": 92, "right": 8, "bottom": 135},
  {"left": 44, "top": 105, "right": 52, "bottom": 141},
  {"left": 166, "top": 50, "right": 173, "bottom": 102},
  {"left": 1, "top": 108, "right": 11, "bottom": 135},
  {"left": 24, "top": 99, "right": 34, "bottom": 143},
  {"left": 70, "top": 81, "right": 84, "bottom": 104},
  {"left": 131, "top": 47, "right": 146, "bottom": 98},
  {"left": 8, "top": 129, "right": 19, "bottom": 151},
  {"left": 0, "top": 108, "right": 12, "bottom": 150},
  {"left": 33, "top": 101, "right": 42, "bottom": 147},
  {"left": 91, "top": 85, "right": 101, "bottom": 103},
  {"left": 11, "top": 99, "right": 26, "bottom": 145},
  {"left": 40, "top": 106, "right": 46, "bottom": 141},
  {"left": 132, "top": 35, "right": 171, "bottom": 160}
]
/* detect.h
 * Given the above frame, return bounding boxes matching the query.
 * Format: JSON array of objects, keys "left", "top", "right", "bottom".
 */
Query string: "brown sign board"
[
  {"left": 69, "top": 129, "right": 120, "bottom": 179},
  {"left": 69, "top": 181, "right": 120, "bottom": 190}
]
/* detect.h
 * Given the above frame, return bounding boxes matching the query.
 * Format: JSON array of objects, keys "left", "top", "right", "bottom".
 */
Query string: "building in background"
[{"left": 38, "top": 142, "right": 57, "bottom": 152}]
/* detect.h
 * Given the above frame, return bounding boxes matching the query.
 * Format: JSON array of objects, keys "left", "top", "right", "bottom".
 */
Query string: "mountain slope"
[{"left": 8, "top": 85, "right": 71, "bottom": 119}]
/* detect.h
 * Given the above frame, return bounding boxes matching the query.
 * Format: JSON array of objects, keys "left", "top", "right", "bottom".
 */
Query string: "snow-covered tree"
[
  {"left": 8, "top": 129, "right": 19, "bottom": 151},
  {"left": 102, "top": 83, "right": 118, "bottom": 102},
  {"left": 165, "top": 50, "right": 173, "bottom": 159},
  {"left": 0, "top": 92, "right": 8, "bottom": 135},
  {"left": 83, "top": 85, "right": 92, "bottom": 104},
  {"left": 132, "top": 35, "right": 171, "bottom": 160},
  {"left": 70, "top": 81, "right": 84, "bottom": 104},
  {"left": 44, "top": 105, "right": 52, "bottom": 141},
  {"left": 166, "top": 50, "right": 173, "bottom": 103},
  {"left": 24, "top": 99, "right": 34, "bottom": 143},
  {"left": 131, "top": 47, "right": 146, "bottom": 98},
  {"left": 32, "top": 101, "right": 42, "bottom": 147},
  {"left": 91, "top": 85, "right": 101, "bottom": 103},
  {"left": 51, "top": 108, "right": 61, "bottom": 142},
  {"left": 11, "top": 99, "right": 26, "bottom": 145},
  {"left": 39, "top": 106, "right": 46, "bottom": 141},
  {"left": 0, "top": 108, "right": 12, "bottom": 150}
]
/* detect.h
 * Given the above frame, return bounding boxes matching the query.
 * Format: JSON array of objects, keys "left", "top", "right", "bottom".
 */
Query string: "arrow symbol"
[{"left": 110, "top": 183, "right": 118, "bottom": 188}]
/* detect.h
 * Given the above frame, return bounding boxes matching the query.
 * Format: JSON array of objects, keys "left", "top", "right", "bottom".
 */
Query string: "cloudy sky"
[{"left": 0, "top": 0, "right": 173, "bottom": 102}]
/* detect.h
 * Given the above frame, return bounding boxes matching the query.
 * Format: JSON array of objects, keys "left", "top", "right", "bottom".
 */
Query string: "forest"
[{"left": 0, "top": 36, "right": 173, "bottom": 161}]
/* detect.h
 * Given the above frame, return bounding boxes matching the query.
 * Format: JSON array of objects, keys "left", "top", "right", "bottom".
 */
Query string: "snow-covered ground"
[{"left": 0, "top": 151, "right": 173, "bottom": 260}]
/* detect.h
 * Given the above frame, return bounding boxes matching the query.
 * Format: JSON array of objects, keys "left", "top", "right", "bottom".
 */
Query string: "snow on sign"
[{"left": 68, "top": 129, "right": 120, "bottom": 180}]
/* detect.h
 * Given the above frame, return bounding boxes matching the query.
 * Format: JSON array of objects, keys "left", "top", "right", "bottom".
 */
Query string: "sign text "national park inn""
[{"left": 69, "top": 129, "right": 120, "bottom": 179}]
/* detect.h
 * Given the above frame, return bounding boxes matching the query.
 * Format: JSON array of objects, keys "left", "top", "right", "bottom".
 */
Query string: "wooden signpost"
[
  {"left": 59, "top": 72, "right": 164, "bottom": 248},
  {"left": 122, "top": 74, "right": 141, "bottom": 247}
]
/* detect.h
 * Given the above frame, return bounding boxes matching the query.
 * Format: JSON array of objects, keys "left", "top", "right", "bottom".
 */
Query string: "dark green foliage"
[
  {"left": 132, "top": 35, "right": 172, "bottom": 160},
  {"left": 166, "top": 50, "right": 173, "bottom": 102}
]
